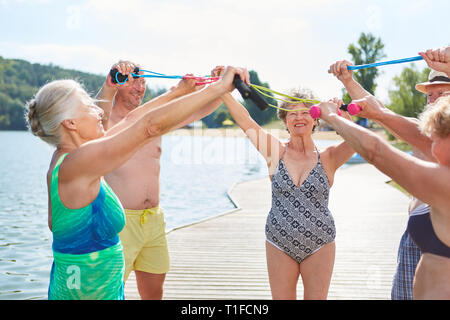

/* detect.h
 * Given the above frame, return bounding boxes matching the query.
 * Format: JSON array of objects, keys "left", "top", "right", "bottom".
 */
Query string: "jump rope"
[{"left": 111, "top": 55, "right": 424, "bottom": 118}]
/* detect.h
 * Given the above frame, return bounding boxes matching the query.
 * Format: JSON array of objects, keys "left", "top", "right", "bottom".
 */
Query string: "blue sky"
[{"left": 0, "top": 0, "right": 449, "bottom": 102}]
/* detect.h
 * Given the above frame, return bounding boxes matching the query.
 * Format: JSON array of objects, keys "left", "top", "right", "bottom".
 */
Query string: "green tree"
[
  {"left": 142, "top": 86, "right": 167, "bottom": 104},
  {"left": 0, "top": 56, "right": 165, "bottom": 130},
  {"left": 242, "top": 70, "right": 278, "bottom": 125},
  {"left": 343, "top": 32, "right": 386, "bottom": 103},
  {"left": 202, "top": 69, "right": 276, "bottom": 128},
  {"left": 213, "top": 106, "right": 231, "bottom": 127},
  {"left": 388, "top": 65, "right": 430, "bottom": 118}
]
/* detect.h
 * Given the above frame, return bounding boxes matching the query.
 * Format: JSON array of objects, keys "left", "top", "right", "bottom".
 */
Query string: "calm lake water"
[{"left": 0, "top": 131, "right": 339, "bottom": 299}]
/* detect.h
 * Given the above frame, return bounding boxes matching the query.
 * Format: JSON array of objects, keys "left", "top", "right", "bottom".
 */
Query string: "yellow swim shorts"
[{"left": 119, "top": 206, "right": 170, "bottom": 281}]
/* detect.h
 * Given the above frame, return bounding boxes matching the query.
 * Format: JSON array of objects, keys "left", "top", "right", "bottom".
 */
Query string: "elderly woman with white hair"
[{"left": 26, "top": 66, "right": 249, "bottom": 300}]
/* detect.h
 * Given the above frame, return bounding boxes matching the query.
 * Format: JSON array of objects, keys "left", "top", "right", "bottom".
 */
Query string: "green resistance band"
[{"left": 249, "top": 84, "right": 321, "bottom": 112}]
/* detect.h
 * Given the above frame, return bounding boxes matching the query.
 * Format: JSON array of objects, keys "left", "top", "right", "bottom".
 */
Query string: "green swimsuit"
[{"left": 48, "top": 153, "right": 126, "bottom": 300}]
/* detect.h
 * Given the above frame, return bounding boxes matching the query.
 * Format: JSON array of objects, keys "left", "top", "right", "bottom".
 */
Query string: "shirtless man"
[{"left": 96, "top": 61, "right": 223, "bottom": 299}]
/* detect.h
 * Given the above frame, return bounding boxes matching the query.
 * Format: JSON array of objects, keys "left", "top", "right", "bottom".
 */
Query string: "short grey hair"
[{"left": 26, "top": 79, "right": 89, "bottom": 146}]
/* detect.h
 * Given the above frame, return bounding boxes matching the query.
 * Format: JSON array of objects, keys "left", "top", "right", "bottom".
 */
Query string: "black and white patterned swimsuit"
[{"left": 265, "top": 145, "right": 336, "bottom": 263}]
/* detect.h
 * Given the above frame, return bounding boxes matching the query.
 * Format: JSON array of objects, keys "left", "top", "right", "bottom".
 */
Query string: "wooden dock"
[{"left": 125, "top": 163, "right": 410, "bottom": 300}]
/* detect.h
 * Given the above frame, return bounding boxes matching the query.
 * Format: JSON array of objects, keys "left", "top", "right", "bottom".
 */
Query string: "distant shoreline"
[
  {"left": 167, "top": 127, "right": 345, "bottom": 140},
  {"left": 2, "top": 127, "right": 388, "bottom": 141},
  {"left": 167, "top": 127, "right": 388, "bottom": 141}
]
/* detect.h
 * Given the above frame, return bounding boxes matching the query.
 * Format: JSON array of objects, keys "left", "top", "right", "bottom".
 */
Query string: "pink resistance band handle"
[
  {"left": 309, "top": 103, "right": 361, "bottom": 119},
  {"left": 346, "top": 103, "right": 362, "bottom": 115},
  {"left": 309, "top": 106, "right": 342, "bottom": 119},
  {"left": 182, "top": 75, "right": 220, "bottom": 86}
]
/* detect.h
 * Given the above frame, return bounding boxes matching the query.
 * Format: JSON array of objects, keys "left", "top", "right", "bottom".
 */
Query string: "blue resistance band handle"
[
  {"left": 111, "top": 68, "right": 185, "bottom": 85},
  {"left": 347, "top": 56, "right": 423, "bottom": 70},
  {"left": 110, "top": 67, "right": 140, "bottom": 84},
  {"left": 233, "top": 75, "right": 269, "bottom": 111},
  {"left": 111, "top": 68, "right": 213, "bottom": 85}
]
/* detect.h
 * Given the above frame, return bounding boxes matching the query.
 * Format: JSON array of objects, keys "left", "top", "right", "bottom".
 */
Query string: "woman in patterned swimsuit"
[{"left": 222, "top": 88, "right": 355, "bottom": 299}]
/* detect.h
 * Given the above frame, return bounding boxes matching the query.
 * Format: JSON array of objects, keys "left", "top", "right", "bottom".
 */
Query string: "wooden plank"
[{"left": 125, "top": 164, "right": 409, "bottom": 300}]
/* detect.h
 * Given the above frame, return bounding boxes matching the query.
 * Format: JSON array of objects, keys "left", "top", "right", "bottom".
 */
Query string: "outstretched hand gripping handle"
[
  {"left": 309, "top": 103, "right": 362, "bottom": 119},
  {"left": 233, "top": 75, "right": 252, "bottom": 98},
  {"left": 342, "top": 103, "right": 362, "bottom": 115},
  {"left": 233, "top": 75, "right": 269, "bottom": 111},
  {"left": 110, "top": 67, "right": 140, "bottom": 84}
]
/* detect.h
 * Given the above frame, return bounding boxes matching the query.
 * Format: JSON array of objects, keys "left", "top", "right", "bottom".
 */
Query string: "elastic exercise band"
[
  {"left": 249, "top": 84, "right": 320, "bottom": 112},
  {"left": 115, "top": 68, "right": 219, "bottom": 86},
  {"left": 347, "top": 56, "right": 423, "bottom": 70},
  {"left": 116, "top": 68, "right": 323, "bottom": 113}
]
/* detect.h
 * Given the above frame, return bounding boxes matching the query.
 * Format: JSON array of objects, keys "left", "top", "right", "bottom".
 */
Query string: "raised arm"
[
  {"left": 354, "top": 94, "right": 435, "bottom": 160},
  {"left": 221, "top": 93, "right": 283, "bottom": 172},
  {"left": 317, "top": 98, "right": 450, "bottom": 212},
  {"left": 356, "top": 44, "right": 450, "bottom": 159},
  {"left": 328, "top": 60, "right": 371, "bottom": 100},
  {"left": 95, "top": 60, "right": 134, "bottom": 129},
  {"left": 329, "top": 47, "right": 450, "bottom": 160},
  {"left": 96, "top": 60, "right": 191, "bottom": 132},
  {"left": 321, "top": 98, "right": 355, "bottom": 172},
  {"left": 167, "top": 66, "right": 226, "bottom": 131},
  {"left": 105, "top": 84, "right": 196, "bottom": 136},
  {"left": 106, "top": 67, "right": 226, "bottom": 135},
  {"left": 328, "top": 59, "right": 434, "bottom": 158},
  {"left": 63, "top": 66, "right": 249, "bottom": 183}
]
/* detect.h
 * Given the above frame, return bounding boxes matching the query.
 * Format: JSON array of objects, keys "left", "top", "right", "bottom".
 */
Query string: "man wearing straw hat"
[
  {"left": 328, "top": 46, "right": 450, "bottom": 299},
  {"left": 389, "top": 67, "right": 450, "bottom": 300},
  {"left": 95, "top": 61, "right": 223, "bottom": 299},
  {"left": 415, "top": 69, "right": 450, "bottom": 102}
]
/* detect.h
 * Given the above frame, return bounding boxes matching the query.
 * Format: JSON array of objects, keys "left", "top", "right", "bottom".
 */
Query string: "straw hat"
[{"left": 416, "top": 69, "right": 450, "bottom": 93}]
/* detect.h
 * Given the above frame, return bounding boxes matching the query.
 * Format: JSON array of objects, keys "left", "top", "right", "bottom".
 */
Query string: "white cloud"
[
  {"left": 407, "top": 0, "right": 428, "bottom": 13},
  {"left": 15, "top": 0, "right": 54, "bottom": 3},
  {"left": 77, "top": 0, "right": 354, "bottom": 98},
  {"left": 0, "top": 41, "right": 118, "bottom": 75},
  {"left": 1, "top": 0, "right": 432, "bottom": 104}
]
